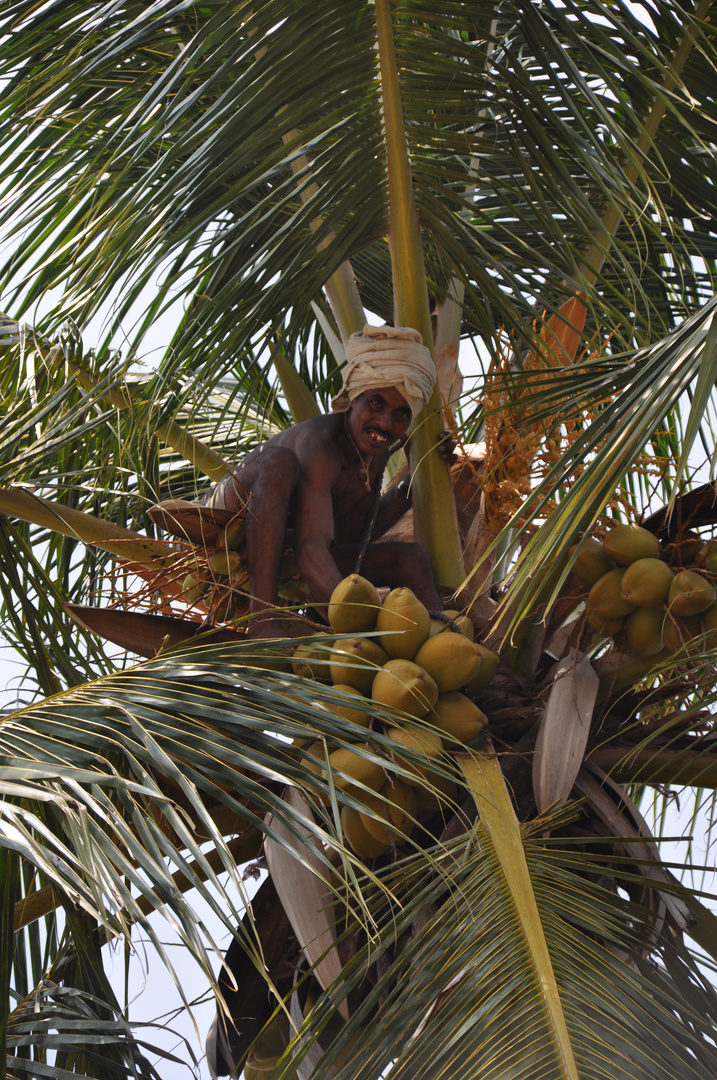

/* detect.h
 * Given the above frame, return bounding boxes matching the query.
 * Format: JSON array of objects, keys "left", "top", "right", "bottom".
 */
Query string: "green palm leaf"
[
  {"left": 284, "top": 813, "right": 717, "bottom": 1080},
  {"left": 4, "top": 2, "right": 717, "bottom": 1076}
]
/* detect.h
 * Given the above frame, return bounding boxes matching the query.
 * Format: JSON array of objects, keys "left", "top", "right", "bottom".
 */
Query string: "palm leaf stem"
[
  {"left": 0, "top": 488, "right": 177, "bottom": 567},
  {"left": 589, "top": 744, "right": 717, "bottom": 790},
  {"left": 248, "top": 20, "right": 365, "bottom": 345},
  {"left": 576, "top": 0, "right": 712, "bottom": 286},
  {"left": 322, "top": 261, "right": 366, "bottom": 344},
  {"left": 373, "top": 0, "right": 464, "bottom": 588},
  {"left": 285, "top": 147, "right": 364, "bottom": 341},
  {"left": 13, "top": 828, "right": 261, "bottom": 935},
  {"left": 459, "top": 748, "right": 580, "bottom": 1080}
]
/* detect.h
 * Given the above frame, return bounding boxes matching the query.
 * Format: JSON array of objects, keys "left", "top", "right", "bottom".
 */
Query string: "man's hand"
[
  {"left": 437, "top": 430, "right": 458, "bottom": 466},
  {"left": 402, "top": 430, "right": 458, "bottom": 466}
]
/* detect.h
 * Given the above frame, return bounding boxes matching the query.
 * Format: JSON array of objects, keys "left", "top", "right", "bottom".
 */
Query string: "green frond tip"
[{"left": 272, "top": 343, "right": 321, "bottom": 423}]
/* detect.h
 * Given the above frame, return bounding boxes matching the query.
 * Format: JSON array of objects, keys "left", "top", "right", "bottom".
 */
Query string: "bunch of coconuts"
[
  {"left": 291, "top": 575, "right": 499, "bottom": 861},
  {"left": 179, "top": 521, "right": 309, "bottom": 620},
  {"left": 572, "top": 522, "right": 717, "bottom": 656}
]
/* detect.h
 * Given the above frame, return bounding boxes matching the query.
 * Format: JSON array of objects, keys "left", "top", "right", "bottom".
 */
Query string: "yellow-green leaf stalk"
[
  {"left": 459, "top": 749, "right": 580, "bottom": 1080},
  {"left": 0, "top": 488, "right": 176, "bottom": 567},
  {"left": 373, "top": 0, "right": 464, "bottom": 588}
]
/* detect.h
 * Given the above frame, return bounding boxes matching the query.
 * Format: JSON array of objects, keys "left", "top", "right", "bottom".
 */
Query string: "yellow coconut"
[
  {"left": 302, "top": 740, "right": 329, "bottom": 778},
  {"left": 359, "top": 780, "right": 416, "bottom": 844},
  {"left": 330, "top": 638, "right": 390, "bottom": 694},
  {"left": 463, "top": 646, "right": 500, "bottom": 694},
  {"left": 602, "top": 523, "right": 659, "bottom": 565},
  {"left": 182, "top": 572, "right": 210, "bottom": 605},
  {"left": 586, "top": 607, "right": 625, "bottom": 638},
  {"left": 326, "top": 684, "right": 372, "bottom": 728},
  {"left": 662, "top": 612, "right": 702, "bottom": 653},
  {"left": 620, "top": 558, "right": 673, "bottom": 607},
  {"left": 278, "top": 577, "right": 311, "bottom": 601},
  {"left": 328, "top": 575, "right": 382, "bottom": 634},
  {"left": 588, "top": 568, "right": 636, "bottom": 619},
  {"left": 371, "top": 659, "right": 439, "bottom": 718},
  {"left": 325, "top": 745, "right": 385, "bottom": 803},
  {"left": 292, "top": 641, "right": 333, "bottom": 680},
  {"left": 413, "top": 769, "right": 457, "bottom": 816},
  {"left": 341, "top": 805, "right": 390, "bottom": 859},
  {"left": 216, "top": 517, "right": 246, "bottom": 552},
  {"left": 700, "top": 540, "right": 717, "bottom": 574},
  {"left": 375, "top": 587, "right": 432, "bottom": 659},
  {"left": 386, "top": 726, "right": 443, "bottom": 787},
  {"left": 413, "top": 633, "right": 481, "bottom": 693},
  {"left": 428, "top": 611, "right": 474, "bottom": 641},
  {"left": 568, "top": 538, "right": 613, "bottom": 584},
  {"left": 624, "top": 606, "right": 665, "bottom": 657},
  {"left": 208, "top": 548, "right": 243, "bottom": 577},
  {"left": 668, "top": 570, "right": 716, "bottom": 617},
  {"left": 703, "top": 603, "right": 717, "bottom": 648},
  {"left": 430, "top": 692, "right": 487, "bottom": 745}
]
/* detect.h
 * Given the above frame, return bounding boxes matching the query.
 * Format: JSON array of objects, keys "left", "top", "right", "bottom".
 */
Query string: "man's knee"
[
  {"left": 380, "top": 540, "right": 432, "bottom": 569},
  {"left": 359, "top": 540, "right": 434, "bottom": 582}
]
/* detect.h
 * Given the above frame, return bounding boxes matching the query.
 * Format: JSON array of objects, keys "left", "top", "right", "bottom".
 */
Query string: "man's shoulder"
[
  {"left": 283, "top": 413, "right": 344, "bottom": 474},
  {"left": 290, "top": 412, "right": 342, "bottom": 450}
]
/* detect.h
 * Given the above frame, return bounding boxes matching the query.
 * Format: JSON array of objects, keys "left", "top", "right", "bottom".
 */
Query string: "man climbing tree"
[{"left": 151, "top": 325, "right": 451, "bottom": 636}]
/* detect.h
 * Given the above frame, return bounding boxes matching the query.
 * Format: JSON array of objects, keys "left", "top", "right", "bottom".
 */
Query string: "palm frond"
[{"left": 281, "top": 812, "right": 717, "bottom": 1080}]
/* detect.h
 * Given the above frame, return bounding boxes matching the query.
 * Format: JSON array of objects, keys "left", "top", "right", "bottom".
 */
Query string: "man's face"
[{"left": 347, "top": 387, "right": 412, "bottom": 455}]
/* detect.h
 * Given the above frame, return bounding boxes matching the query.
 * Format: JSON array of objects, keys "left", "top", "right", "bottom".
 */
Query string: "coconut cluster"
[
  {"left": 179, "top": 520, "right": 308, "bottom": 621},
  {"left": 572, "top": 522, "right": 717, "bottom": 656},
  {"left": 292, "top": 575, "right": 499, "bottom": 860}
]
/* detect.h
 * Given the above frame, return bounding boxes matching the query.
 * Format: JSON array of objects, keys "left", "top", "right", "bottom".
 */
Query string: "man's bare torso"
[{"left": 228, "top": 413, "right": 382, "bottom": 545}]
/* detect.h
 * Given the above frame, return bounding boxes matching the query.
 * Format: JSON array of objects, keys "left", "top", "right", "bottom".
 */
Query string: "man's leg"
[
  {"left": 332, "top": 540, "right": 444, "bottom": 613},
  {"left": 204, "top": 447, "right": 301, "bottom": 637}
]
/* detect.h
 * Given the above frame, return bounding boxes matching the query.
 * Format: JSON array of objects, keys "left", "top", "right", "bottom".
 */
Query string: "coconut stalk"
[
  {"left": 283, "top": 139, "right": 366, "bottom": 345},
  {"left": 271, "top": 339, "right": 321, "bottom": 423},
  {"left": 250, "top": 18, "right": 365, "bottom": 347},
  {"left": 373, "top": 0, "right": 464, "bottom": 589}
]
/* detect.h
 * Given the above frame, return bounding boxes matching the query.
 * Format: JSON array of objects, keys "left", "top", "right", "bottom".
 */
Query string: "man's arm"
[
  {"left": 373, "top": 482, "right": 412, "bottom": 539},
  {"left": 292, "top": 445, "right": 344, "bottom": 604}
]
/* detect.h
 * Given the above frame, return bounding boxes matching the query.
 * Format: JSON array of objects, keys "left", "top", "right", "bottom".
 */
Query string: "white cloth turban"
[{"left": 330, "top": 324, "right": 436, "bottom": 418}]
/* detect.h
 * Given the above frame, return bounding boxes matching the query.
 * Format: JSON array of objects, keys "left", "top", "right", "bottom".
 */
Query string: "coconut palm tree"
[{"left": 3, "top": 1, "right": 717, "bottom": 1077}]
